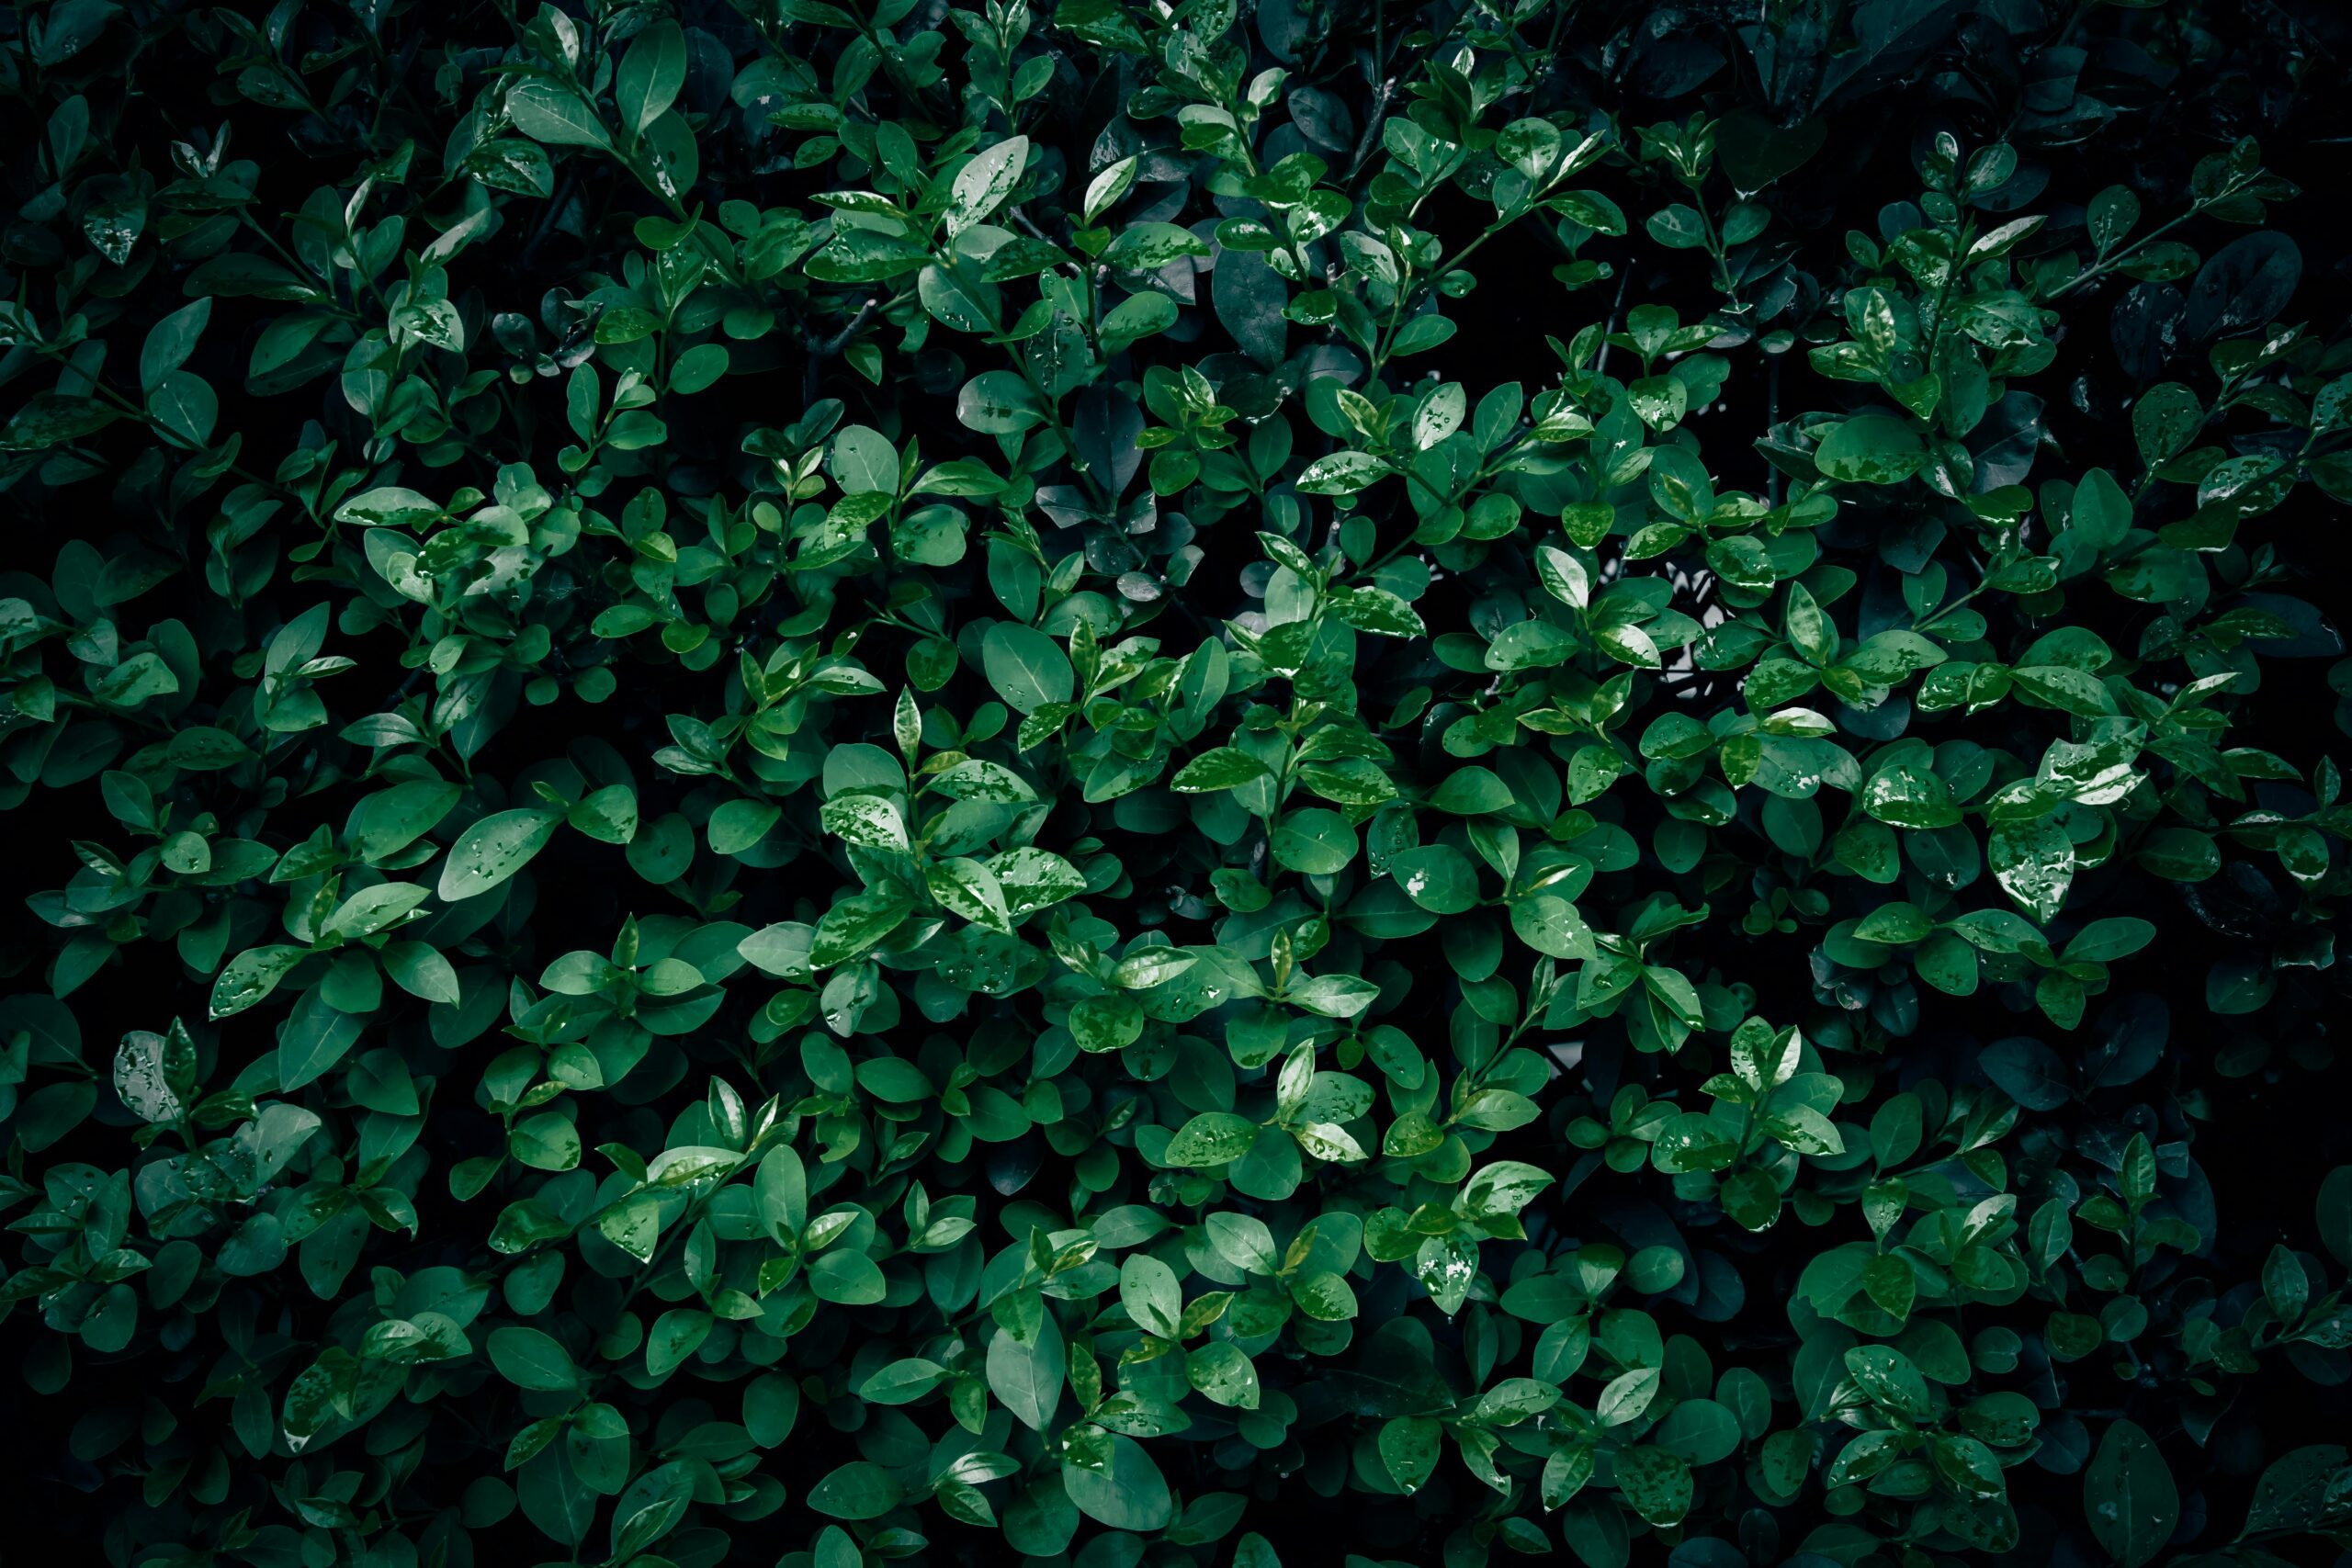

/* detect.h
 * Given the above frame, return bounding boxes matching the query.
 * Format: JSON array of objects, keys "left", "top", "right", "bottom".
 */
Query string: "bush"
[{"left": 5, "top": 0, "right": 2352, "bottom": 1564}]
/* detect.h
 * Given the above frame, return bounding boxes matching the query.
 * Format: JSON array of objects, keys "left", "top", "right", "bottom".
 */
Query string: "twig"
[
  {"left": 1591, "top": 268, "right": 1633, "bottom": 377},
  {"left": 802, "top": 298, "right": 882, "bottom": 408},
  {"left": 1344, "top": 78, "right": 1397, "bottom": 185}
]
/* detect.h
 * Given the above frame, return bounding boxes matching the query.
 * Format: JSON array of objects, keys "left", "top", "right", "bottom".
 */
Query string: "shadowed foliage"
[{"left": 5, "top": 1, "right": 2352, "bottom": 1567}]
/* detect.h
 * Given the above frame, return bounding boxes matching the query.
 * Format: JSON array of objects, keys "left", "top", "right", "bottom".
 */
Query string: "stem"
[
  {"left": 1592, "top": 269, "right": 1634, "bottom": 377},
  {"left": 1344, "top": 78, "right": 1396, "bottom": 186},
  {"left": 802, "top": 297, "right": 882, "bottom": 408},
  {"left": 2050, "top": 186, "right": 2247, "bottom": 301}
]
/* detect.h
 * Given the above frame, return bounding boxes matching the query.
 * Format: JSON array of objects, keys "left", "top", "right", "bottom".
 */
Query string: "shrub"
[{"left": 4, "top": 1, "right": 2352, "bottom": 1565}]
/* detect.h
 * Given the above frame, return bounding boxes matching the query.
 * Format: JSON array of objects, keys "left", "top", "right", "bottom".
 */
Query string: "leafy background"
[{"left": 5, "top": 1, "right": 2352, "bottom": 1567}]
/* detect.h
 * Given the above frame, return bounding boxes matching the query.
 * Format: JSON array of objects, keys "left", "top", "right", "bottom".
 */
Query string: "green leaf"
[
  {"left": 507, "top": 79, "right": 612, "bottom": 148},
  {"left": 1295, "top": 451, "right": 1393, "bottom": 494},
  {"left": 1989, "top": 815, "right": 2074, "bottom": 924},
  {"left": 2133, "top": 382, "right": 2204, "bottom": 469},
  {"left": 140, "top": 298, "right": 211, "bottom": 394},
  {"left": 1186, "top": 1341, "right": 1261, "bottom": 1408},
  {"left": 2086, "top": 1419, "right": 2177, "bottom": 1568},
  {"left": 981, "top": 623, "right": 1075, "bottom": 713},
  {"left": 809, "top": 1461, "right": 905, "bottom": 1520},
  {"left": 616, "top": 21, "right": 685, "bottom": 133},
  {"left": 928, "top": 857, "right": 1014, "bottom": 932},
  {"left": 644, "top": 1308, "right": 712, "bottom": 1376},
  {"left": 1113, "top": 947, "right": 1198, "bottom": 987},
  {"left": 1615, "top": 1447, "right": 1693, "bottom": 1527},
  {"left": 987, "top": 1309, "right": 1065, "bottom": 1430},
  {"left": 489, "top": 1326, "right": 580, "bottom": 1392},
  {"left": 1598, "top": 1367, "right": 1660, "bottom": 1425},
  {"left": 806, "top": 228, "right": 933, "bottom": 283},
  {"left": 1173, "top": 748, "right": 1273, "bottom": 792},
  {"left": 1165, "top": 1112, "right": 1260, "bottom": 1166},
  {"left": 1329, "top": 586, "right": 1427, "bottom": 637},
  {"left": 809, "top": 888, "right": 913, "bottom": 968},
  {"left": 1102, "top": 223, "right": 1210, "bottom": 270},
  {"left": 988, "top": 846, "right": 1087, "bottom": 919},
  {"left": 1387, "top": 844, "right": 1479, "bottom": 914},
  {"left": 112, "top": 1028, "right": 193, "bottom": 1122},
  {"left": 1382, "top": 1416, "right": 1442, "bottom": 1493},
  {"left": 276, "top": 992, "right": 367, "bottom": 1092},
  {"left": 860, "top": 1357, "right": 947, "bottom": 1404},
  {"left": 1062, "top": 1437, "right": 1172, "bottom": 1531},
  {"left": 438, "top": 808, "right": 562, "bottom": 901},
  {"left": 209, "top": 944, "right": 309, "bottom": 1019},
  {"left": 950, "top": 135, "right": 1031, "bottom": 236},
  {"left": 1120, "top": 1253, "right": 1182, "bottom": 1337},
  {"left": 820, "top": 792, "right": 910, "bottom": 852},
  {"left": 1814, "top": 413, "right": 1928, "bottom": 484}
]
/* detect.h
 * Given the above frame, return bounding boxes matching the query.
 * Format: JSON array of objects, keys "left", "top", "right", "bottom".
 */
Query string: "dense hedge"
[{"left": 6, "top": 0, "right": 2352, "bottom": 1565}]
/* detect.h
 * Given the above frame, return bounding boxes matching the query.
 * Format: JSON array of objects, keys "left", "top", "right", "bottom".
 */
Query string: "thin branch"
[{"left": 802, "top": 298, "right": 883, "bottom": 408}]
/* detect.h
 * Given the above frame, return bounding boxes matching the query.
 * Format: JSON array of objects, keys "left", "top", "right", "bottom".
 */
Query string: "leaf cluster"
[{"left": 4, "top": 1, "right": 2352, "bottom": 1567}]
